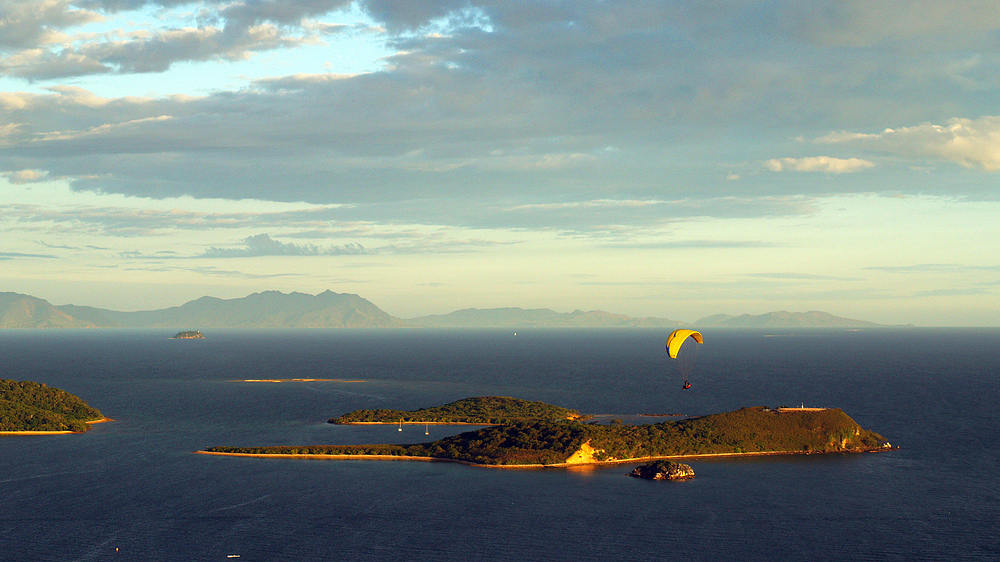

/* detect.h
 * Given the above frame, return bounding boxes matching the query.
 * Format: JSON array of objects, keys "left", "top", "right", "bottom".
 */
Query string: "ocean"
[{"left": 1, "top": 328, "right": 997, "bottom": 561}]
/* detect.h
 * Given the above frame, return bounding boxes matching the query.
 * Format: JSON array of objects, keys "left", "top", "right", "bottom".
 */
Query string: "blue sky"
[{"left": 1, "top": 0, "right": 998, "bottom": 326}]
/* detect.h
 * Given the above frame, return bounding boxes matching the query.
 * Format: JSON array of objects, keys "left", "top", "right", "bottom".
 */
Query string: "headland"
[
  {"left": 203, "top": 399, "right": 894, "bottom": 468},
  {"left": 0, "top": 379, "right": 106, "bottom": 433}
]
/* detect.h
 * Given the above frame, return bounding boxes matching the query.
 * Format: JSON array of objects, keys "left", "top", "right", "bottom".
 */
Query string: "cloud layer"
[
  {"left": 202, "top": 233, "right": 370, "bottom": 257},
  {"left": 4, "top": 1, "right": 1000, "bottom": 216},
  {"left": 2, "top": 1, "right": 998, "bottom": 323}
]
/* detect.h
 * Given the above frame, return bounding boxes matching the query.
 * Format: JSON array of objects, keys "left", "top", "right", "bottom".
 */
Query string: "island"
[
  {"left": 328, "top": 396, "right": 583, "bottom": 425},
  {"left": 202, "top": 399, "right": 893, "bottom": 468},
  {"left": 172, "top": 331, "right": 205, "bottom": 339},
  {"left": 628, "top": 460, "right": 695, "bottom": 480},
  {"left": 0, "top": 379, "right": 107, "bottom": 433}
]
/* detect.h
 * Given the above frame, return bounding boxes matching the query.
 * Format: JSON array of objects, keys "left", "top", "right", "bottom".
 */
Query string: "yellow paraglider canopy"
[{"left": 666, "top": 329, "right": 703, "bottom": 359}]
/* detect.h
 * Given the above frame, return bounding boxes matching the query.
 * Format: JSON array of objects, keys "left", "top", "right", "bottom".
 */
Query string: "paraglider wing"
[{"left": 666, "top": 329, "right": 703, "bottom": 359}]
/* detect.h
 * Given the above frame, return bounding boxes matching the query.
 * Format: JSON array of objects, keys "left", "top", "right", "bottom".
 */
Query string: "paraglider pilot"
[{"left": 667, "top": 329, "right": 703, "bottom": 390}]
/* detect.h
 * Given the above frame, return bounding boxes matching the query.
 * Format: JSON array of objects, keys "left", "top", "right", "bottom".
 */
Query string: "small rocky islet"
[{"left": 628, "top": 460, "right": 695, "bottom": 480}]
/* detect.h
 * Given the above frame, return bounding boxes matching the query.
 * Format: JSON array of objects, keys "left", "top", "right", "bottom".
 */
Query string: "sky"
[{"left": 1, "top": 0, "right": 998, "bottom": 326}]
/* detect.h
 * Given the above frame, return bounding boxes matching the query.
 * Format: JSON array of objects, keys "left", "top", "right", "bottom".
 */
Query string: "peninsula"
[
  {"left": 0, "top": 379, "right": 106, "bottom": 433},
  {"left": 203, "top": 399, "right": 892, "bottom": 467}
]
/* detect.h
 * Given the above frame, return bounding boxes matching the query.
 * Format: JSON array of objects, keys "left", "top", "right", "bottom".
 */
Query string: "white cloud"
[
  {"left": 0, "top": 0, "right": 103, "bottom": 49},
  {"left": 819, "top": 116, "right": 1000, "bottom": 171},
  {"left": 201, "top": 233, "right": 371, "bottom": 258},
  {"left": 2, "top": 169, "right": 49, "bottom": 183},
  {"left": 0, "top": 1, "right": 355, "bottom": 79},
  {"left": 764, "top": 156, "right": 875, "bottom": 174}
]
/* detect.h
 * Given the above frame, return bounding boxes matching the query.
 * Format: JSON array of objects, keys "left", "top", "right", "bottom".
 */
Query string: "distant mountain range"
[
  {"left": 0, "top": 290, "right": 889, "bottom": 330},
  {"left": 410, "top": 307, "right": 686, "bottom": 328},
  {"left": 694, "top": 311, "right": 885, "bottom": 328}
]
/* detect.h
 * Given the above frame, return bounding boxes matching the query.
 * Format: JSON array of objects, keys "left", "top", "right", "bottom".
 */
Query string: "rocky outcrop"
[
  {"left": 172, "top": 331, "right": 205, "bottom": 339},
  {"left": 628, "top": 460, "right": 694, "bottom": 480}
]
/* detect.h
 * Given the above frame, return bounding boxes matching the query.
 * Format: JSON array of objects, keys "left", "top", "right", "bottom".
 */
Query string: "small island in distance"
[
  {"left": 328, "top": 396, "right": 583, "bottom": 425},
  {"left": 0, "top": 379, "right": 107, "bottom": 433},
  {"left": 172, "top": 330, "right": 205, "bottom": 339},
  {"left": 203, "top": 397, "right": 893, "bottom": 468}
]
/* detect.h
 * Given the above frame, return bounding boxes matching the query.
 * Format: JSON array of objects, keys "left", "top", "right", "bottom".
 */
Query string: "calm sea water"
[{"left": 1, "top": 328, "right": 997, "bottom": 561}]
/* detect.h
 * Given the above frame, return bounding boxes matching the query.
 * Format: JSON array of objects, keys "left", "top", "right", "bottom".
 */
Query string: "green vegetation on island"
[
  {"left": 208, "top": 402, "right": 889, "bottom": 466},
  {"left": 0, "top": 379, "right": 104, "bottom": 433},
  {"left": 172, "top": 330, "right": 205, "bottom": 339},
  {"left": 328, "top": 396, "right": 582, "bottom": 425}
]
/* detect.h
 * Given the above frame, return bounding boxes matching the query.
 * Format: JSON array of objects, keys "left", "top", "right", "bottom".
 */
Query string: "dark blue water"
[{"left": 1, "top": 328, "right": 997, "bottom": 561}]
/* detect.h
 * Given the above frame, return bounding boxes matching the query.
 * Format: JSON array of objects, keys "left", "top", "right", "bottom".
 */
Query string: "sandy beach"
[
  {"left": 196, "top": 441, "right": 894, "bottom": 469},
  {"left": 0, "top": 417, "right": 113, "bottom": 435}
]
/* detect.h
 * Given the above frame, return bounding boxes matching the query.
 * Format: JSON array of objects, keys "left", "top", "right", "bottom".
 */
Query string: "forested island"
[
  {"left": 0, "top": 380, "right": 105, "bottom": 433},
  {"left": 172, "top": 331, "right": 205, "bottom": 339},
  {"left": 205, "top": 399, "right": 892, "bottom": 467},
  {"left": 329, "top": 396, "right": 582, "bottom": 425}
]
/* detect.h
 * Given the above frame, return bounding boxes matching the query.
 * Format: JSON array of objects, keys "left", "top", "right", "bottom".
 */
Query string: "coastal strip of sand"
[
  {"left": 196, "top": 443, "right": 895, "bottom": 469},
  {"left": 196, "top": 451, "right": 448, "bottom": 463},
  {"left": 0, "top": 430, "right": 76, "bottom": 435},
  {"left": 232, "top": 378, "right": 365, "bottom": 383},
  {"left": 337, "top": 421, "right": 492, "bottom": 426},
  {"left": 0, "top": 417, "right": 113, "bottom": 435}
]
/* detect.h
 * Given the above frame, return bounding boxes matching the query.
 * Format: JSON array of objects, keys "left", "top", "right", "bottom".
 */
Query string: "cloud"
[
  {"left": 1, "top": 200, "right": 354, "bottom": 237},
  {"left": 819, "top": 116, "right": 1000, "bottom": 171},
  {"left": 0, "top": 0, "right": 103, "bottom": 50},
  {"left": 4, "top": 0, "right": 1000, "bottom": 221},
  {"left": 0, "top": 250, "right": 56, "bottom": 259},
  {"left": 760, "top": 1, "right": 1000, "bottom": 49},
  {"left": 3, "top": 169, "right": 49, "bottom": 183},
  {"left": 602, "top": 239, "right": 778, "bottom": 250},
  {"left": 200, "top": 233, "right": 371, "bottom": 257},
  {"left": 0, "top": 0, "right": 356, "bottom": 79},
  {"left": 913, "top": 287, "right": 992, "bottom": 297},
  {"left": 866, "top": 263, "right": 1000, "bottom": 273},
  {"left": 746, "top": 272, "right": 862, "bottom": 281},
  {"left": 219, "top": 0, "right": 355, "bottom": 27},
  {"left": 2, "top": 25, "right": 316, "bottom": 79},
  {"left": 764, "top": 156, "right": 874, "bottom": 174}
]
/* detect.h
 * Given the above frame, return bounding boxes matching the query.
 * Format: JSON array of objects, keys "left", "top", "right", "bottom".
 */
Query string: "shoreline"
[
  {"left": 196, "top": 445, "right": 896, "bottom": 468},
  {"left": 334, "top": 421, "right": 495, "bottom": 426},
  {"left": 0, "top": 417, "right": 113, "bottom": 435},
  {"left": 233, "top": 378, "right": 365, "bottom": 383}
]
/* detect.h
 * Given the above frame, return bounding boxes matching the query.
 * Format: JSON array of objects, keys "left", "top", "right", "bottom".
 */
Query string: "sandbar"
[
  {"left": 232, "top": 378, "right": 365, "bottom": 383},
  {"left": 338, "top": 421, "right": 491, "bottom": 426}
]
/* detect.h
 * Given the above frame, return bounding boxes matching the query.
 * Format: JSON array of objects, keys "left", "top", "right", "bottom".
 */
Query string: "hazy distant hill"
[
  {"left": 54, "top": 305, "right": 122, "bottom": 328},
  {"left": 408, "top": 307, "right": 684, "bottom": 328},
  {"left": 0, "top": 293, "right": 102, "bottom": 329},
  {"left": 0, "top": 290, "right": 887, "bottom": 329},
  {"left": 695, "top": 311, "right": 882, "bottom": 328},
  {"left": 96, "top": 290, "right": 405, "bottom": 329}
]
